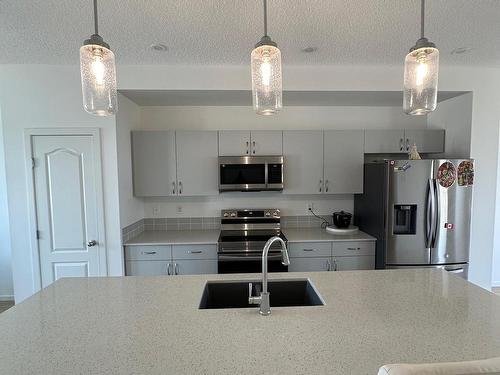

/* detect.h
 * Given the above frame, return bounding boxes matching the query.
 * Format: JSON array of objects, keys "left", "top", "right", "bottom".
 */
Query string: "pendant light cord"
[
  {"left": 263, "top": 0, "right": 268, "bottom": 37},
  {"left": 420, "top": 0, "right": 425, "bottom": 38},
  {"left": 93, "top": 0, "right": 99, "bottom": 35}
]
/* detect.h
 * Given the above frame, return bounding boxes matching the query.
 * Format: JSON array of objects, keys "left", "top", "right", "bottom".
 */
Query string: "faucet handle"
[{"left": 248, "top": 282, "right": 262, "bottom": 305}]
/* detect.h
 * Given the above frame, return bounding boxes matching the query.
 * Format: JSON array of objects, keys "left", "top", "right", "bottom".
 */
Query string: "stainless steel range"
[{"left": 217, "top": 209, "right": 288, "bottom": 274}]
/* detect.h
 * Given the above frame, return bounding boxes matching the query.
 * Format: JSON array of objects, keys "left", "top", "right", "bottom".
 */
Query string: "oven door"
[{"left": 218, "top": 252, "right": 288, "bottom": 274}]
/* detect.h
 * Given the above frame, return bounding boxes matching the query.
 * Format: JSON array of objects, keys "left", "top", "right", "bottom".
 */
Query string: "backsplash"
[{"left": 122, "top": 214, "right": 333, "bottom": 243}]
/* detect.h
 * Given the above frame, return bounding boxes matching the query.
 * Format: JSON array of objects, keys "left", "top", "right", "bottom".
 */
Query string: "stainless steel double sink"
[{"left": 199, "top": 279, "right": 325, "bottom": 309}]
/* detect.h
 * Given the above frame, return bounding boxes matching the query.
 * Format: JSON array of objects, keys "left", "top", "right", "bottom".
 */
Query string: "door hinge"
[
  {"left": 36, "top": 230, "right": 41, "bottom": 240},
  {"left": 31, "top": 157, "right": 36, "bottom": 169}
]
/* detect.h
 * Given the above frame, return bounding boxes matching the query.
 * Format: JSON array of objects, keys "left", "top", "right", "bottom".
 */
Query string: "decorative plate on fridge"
[
  {"left": 457, "top": 161, "right": 474, "bottom": 186},
  {"left": 437, "top": 161, "right": 456, "bottom": 188}
]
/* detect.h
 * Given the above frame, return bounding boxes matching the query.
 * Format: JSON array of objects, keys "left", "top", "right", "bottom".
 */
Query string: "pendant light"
[
  {"left": 251, "top": 0, "right": 282, "bottom": 115},
  {"left": 403, "top": 0, "right": 439, "bottom": 115},
  {"left": 80, "top": 0, "right": 117, "bottom": 116}
]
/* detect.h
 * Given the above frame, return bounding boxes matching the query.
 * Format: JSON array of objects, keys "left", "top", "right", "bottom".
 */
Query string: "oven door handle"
[{"left": 218, "top": 254, "right": 282, "bottom": 262}]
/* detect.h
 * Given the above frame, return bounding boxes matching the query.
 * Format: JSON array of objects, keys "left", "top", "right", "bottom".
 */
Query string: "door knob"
[{"left": 87, "top": 240, "right": 97, "bottom": 247}]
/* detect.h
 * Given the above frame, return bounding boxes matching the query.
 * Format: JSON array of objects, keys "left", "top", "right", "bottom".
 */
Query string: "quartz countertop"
[
  {"left": 283, "top": 228, "right": 376, "bottom": 242},
  {"left": 124, "top": 228, "right": 375, "bottom": 246},
  {"left": 1, "top": 269, "right": 500, "bottom": 374},
  {"left": 124, "top": 230, "right": 220, "bottom": 245}
]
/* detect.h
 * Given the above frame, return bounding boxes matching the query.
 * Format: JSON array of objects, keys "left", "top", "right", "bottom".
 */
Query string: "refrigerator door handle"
[
  {"left": 431, "top": 178, "right": 440, "bottom": 249},
  {"left": 425, "top": 179, "right": 433, "bottom": 249}
]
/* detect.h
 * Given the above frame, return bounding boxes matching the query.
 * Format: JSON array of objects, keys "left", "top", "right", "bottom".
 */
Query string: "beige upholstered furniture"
[{"left": 378, "top": 357, "right": 500, "bottom": 375}]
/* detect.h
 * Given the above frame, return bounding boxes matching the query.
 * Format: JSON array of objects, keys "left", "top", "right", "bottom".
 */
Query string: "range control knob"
[
  {"left": 273, "top": 211, "right": 279, "bottom": 217},
  {"left": 230, "top": 212, "right": 236, "bottom": 218},
  {"left": 265, "top": 212, "right": 271, "bottom": 217},
  {"left": 223, "top": 212, "right": 229, "bottom": 217}
]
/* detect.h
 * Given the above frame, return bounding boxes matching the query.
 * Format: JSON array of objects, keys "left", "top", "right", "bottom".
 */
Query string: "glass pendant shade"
[
  {"left": 251, "top": 44, "right": 282, "bottom": 115},
  {"left": 80, "top": 44, "right": 117, "bottom": 116},
  {"left": 403, "top": 46, "right": 439, "bottom": 115}
]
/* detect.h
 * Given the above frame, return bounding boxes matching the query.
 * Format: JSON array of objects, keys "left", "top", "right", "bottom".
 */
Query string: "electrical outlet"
[
  {"left": 307, "top": 203, "right": 314, "bottom": 211},
  {"left": 177, "top": 205, "right": 183, "bottom": 214},
  {"left": 153, "top": 206, "right": 160, "bottom": 217}
]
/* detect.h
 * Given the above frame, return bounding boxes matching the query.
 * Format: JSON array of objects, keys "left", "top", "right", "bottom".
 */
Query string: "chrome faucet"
[{"left": 248, "top": 236, "right": 290, "bottom": 315}]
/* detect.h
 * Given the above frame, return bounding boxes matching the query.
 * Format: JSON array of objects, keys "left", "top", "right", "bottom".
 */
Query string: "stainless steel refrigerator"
[{"left": 354, "top": 159, "right": 474, "bottom": 279}]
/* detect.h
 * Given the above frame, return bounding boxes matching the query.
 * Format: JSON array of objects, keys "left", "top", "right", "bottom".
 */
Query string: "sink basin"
[{"left": 199, "top": 278, "right": 325, "bottom": 309}]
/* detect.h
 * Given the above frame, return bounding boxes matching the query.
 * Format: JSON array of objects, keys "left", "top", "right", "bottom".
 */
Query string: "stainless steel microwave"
[{"left": 218, "top": 156, "right": 284, "bottom": 192}]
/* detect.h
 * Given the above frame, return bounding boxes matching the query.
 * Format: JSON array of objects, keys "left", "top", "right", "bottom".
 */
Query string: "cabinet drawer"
[
  {"left": 172, "top": 244, "right": 217, "bottom": 260},
  {"left": 333, "top": 256, "right": 375, "bottom": 271},
  {"left": 125, "top": 261, "right": 171, "bottom": 276},
  {"left": 288, "top": 242, "right": 332, "bottom": 258},
  {"left": 125, "top": 245, "right": 172, "bottom": 261},
  {"left": 333, "top": 241, "right": 375, "bottom": 257}
]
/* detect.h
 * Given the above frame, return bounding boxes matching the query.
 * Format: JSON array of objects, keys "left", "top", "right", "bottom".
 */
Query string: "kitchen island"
[{"left": 1, "top": 269, "right": 500, "bottom": 374}]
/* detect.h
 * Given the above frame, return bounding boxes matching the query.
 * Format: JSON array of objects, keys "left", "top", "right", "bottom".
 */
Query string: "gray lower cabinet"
[
  {"left": 125, "top": 244, "right": 218, "bottom": 276},
  {"left": 288, "top": 257, "right": 331, "bottom": 272},
  {"left": 333, "top": 256, "right": 375, "bottom": 271},
  {"left": 288, "top": 241, "right": 375, "bottom": 272}
]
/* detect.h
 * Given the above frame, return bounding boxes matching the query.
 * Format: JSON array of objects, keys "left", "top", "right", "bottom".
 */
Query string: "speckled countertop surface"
[
  {"left": 124, "top": 228, "right": 375, "bottom": 246},
  {"left": 125, "top": 230, "right": 220, "bottom": 245},
  {"left": 1, "top": 269, "right": 500, "bottom": 374},
  {"left": 284, "top": 228, "right": 376, "bottom": 242}
]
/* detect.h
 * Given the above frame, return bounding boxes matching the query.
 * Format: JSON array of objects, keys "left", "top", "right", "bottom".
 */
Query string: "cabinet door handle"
[
  {"left": 174, "top": 263, "right": 179, "bottom": 275},
  {"left": 327, "top": 259, "right": 331, "bottom": 271},
  {"left": 188, "top": 250, "right": 203, "bottom": 254},
  {"left": 172, "top": 181, "right": 176, "bottom": 195},
  {"left": 347, "top": 247, "right": 361, "bottom": 251},
  {"left": 325, "top": 180, "right": 329, "bottom": 193},
  {"left": 167, "top": 263, "right": 172, "bottom": 275},
  {"left": 303, "top": 249, "right": 315, "bottom": 252},
  {"left": 143, "top": 251, "right": 157, "bottom": 255},
  {"left": 406, "top": 138, "right": 410, "bottom": 151},
  {"left": 400, "top": 138, "right": 404, "bottom": 152},
  {"left": 333, "top": 259, "right": 338, "bottom": 271},
  {"left": 252, "top": 141, "right": 256, "bottom": 154},
  {"left": 178, "top": 181, "right": 182, "bottom": 195},
  {"left": 246, "top": 141, "right": 249, "bottom": 154},
  {"left": 319, "top": 179, "right": 323, "bottom": 193}
]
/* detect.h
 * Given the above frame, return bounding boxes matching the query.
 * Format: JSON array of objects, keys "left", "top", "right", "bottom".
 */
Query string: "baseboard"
[{"left": 0, "top": 295, "right": 14, "bottom": 302}]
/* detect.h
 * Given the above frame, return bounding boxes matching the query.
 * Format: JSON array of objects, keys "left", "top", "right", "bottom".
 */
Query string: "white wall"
[
  {"left": 0, "top": 65, "right": 123, "bottom": 302},
  {"left": 0, "top": 106, "right": 13, "bottom": 300},
  {"left": 140, "top": 105, "right": 427, "bottom": 131},
  {"left": 428, "top": 93, "right": 473, "bottom": 158},
  {"left": 116, "top": 94, "right": 144, "bottom": 228}
]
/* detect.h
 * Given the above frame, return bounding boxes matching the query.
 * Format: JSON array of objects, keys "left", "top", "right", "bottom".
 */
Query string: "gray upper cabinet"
[
  {"left": 364, "top": 130, "right": 405, "bottom": 153},
  {"left": 132, "top": 131, "right": 177, "bottom": 197},
  {"left": 324, "top": 130, "right": 364, "bottom": 194},
  {"left": 218, "top": 130, "right": 282, "bottom": 156},
  {"left": 364, "top": 129, "right": 445, "bottom": 154},
  {"left": 250, "top": 130, "right": 283, "bottom": 155},
  {"left": 405, "top": 129, "right": 445, "bottom": 153},
  {"left": 218, "top": 130, "right": 251, "bottom": 156},
  {"left": 283, "top": 130, "right": 324, "bottom": 194},
  {"left": 176, "top": 131, "right": 218, "bottom": 196}
]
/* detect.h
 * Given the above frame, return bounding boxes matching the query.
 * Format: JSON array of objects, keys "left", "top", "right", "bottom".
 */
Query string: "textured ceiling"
[{"left": 1, "top": 0, "right": 500, "bottom": 66}]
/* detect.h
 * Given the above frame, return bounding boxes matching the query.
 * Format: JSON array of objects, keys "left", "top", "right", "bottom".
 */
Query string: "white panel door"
[
  {"left": 323, "top": 130, "right": 364, "bottom": 193},
  {"left": 288, "top": 257, "right": 331, "bottom": 272},
  {"left": 364, "top": 130, "right": 405, "bottom": 153},
  {"left": 250, "top": 130, "right": 283, "bottom": 155},
  {"left": 404, "top": 129, "right": 445, "bottom": 153},
  {"left": 176, "top": 131, "right": 219, "bottom": 196},
  {"left": 283, "top": 130, "right": 324, "bottom": 194},
  {"left": 218, "top": 130, "right": 251, "bottom": 156},
  {"left": 32, "top": 135, "right": 105, "bottom": 287},
  {"left": 132, "top": 131, "right": 177, "bottom": 196}
]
